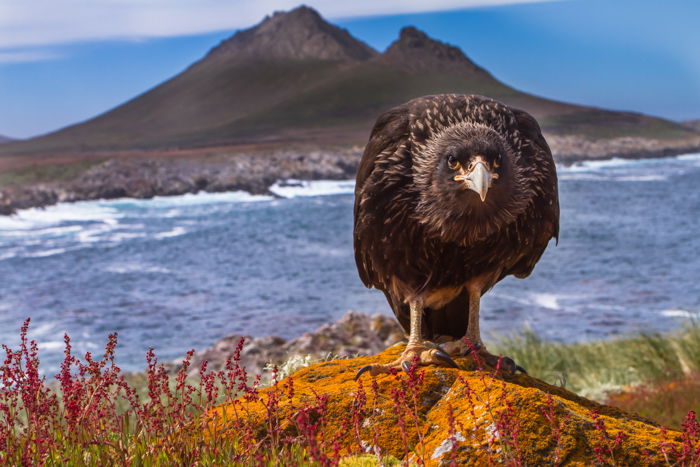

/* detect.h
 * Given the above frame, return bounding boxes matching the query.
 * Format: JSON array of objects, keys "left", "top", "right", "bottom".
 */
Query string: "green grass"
[
  {"left": 538, "top": 109, "right": 693, "bottom": 139},
  {"left": 0, "top": 160, "right": 100, "bottom": 188},
  {"left": 493, "top": 322, "right": 700, "bottom": 400}
]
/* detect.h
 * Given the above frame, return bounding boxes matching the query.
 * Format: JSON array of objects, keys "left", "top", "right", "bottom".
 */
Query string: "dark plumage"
[{"left": 353, "top": 94, "right": 559, "bottom": 377}]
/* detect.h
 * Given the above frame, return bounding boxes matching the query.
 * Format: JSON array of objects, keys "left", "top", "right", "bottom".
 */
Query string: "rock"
[
  {"left": 169, "top": 311, "right": 404, "bottom": 376},
  {"left": 206, "top": 6, "right": 377, "bottom": 63},
  {"left": 0, "top": 147, "right": 361, "bottom": 214},
  {"left": 2, "top": 135, "right": 700, "bottom": 215},
  {"left": 206, "top": 344, "right": 687, "bottom": 465},
  {"left": 547, "top": 134, "right": 700, "bottom": 164}
]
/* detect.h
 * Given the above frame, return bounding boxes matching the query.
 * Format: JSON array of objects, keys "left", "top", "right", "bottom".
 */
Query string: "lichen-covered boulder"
[{"left": 206, "top": 344, "right": 684, "bottom": 465}]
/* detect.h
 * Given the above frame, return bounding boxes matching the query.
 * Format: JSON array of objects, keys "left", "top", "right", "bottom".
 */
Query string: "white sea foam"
[
  {"left": 154, "top": 226, "right": 186, "bottom": 239},
  {"left": 559, "top": 157, "right": 636, "bottom": 173},
  {"left": 0, "top": 191, "right": 272, "bottom": 233},
  {"left": 661, "top": 308, "right": 700, "bottom": 319},
  {"left": 530, "top": 293, "right": 561, "bottom": 310},
  {"left": 137, "top": 191, "right": 273, "bottom": 208},
  {"left": 106, "top": 232, "right": 146, "bottom": 243},
  {"left": 555, "top": 153, "right": 700, "bottom": 183},
  {"left": 676, "top": 152, "right": 700, "bottom": 161},
  {"left": 558, "top": 173, "right": 607, "bottom": 181},
  {"left": 38, "top": 340, "right": 66, "bottom": 351},
  {"left": 493, "top": 291, "right": 567, "bottom": 310},
  {"left": 106, "top": 263, "right": 171, "bottom": 274},
  {"left": 618, "top": 175, "right": 667, "bottom": 182},
  {"left": 25, "top": 248, "right": 68, "bottom": 258},
  {"left": 0, "top": 201, "right": 121, "bottom": 231},
  {"left": 31, "top": 322, "right": 56, "bottom": 336},
  {"left": 269, "top": 179, "right": 355, "bottom": 198},
  {"left": 559, "top": 152, "right": 700, "bottom": 175},
  {"left": 77, "top": 224, "right": 119, "bottom": 243}
]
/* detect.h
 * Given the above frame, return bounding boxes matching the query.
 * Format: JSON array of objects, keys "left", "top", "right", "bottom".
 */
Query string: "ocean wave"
[
  {"left": 559, "top": 173, "right": 666, "bottom": 182},
  {"left": 25, "top": 248, "right": 68, "bottom": 258},
  {"left": 269, "top": 179, "right": 355, "bottom": 198},
  {"left": 104, "top": 191, "right": 273, "bottom": 209},
  {"left": 676, "top": 152, "right": 700, "bottom": 161},
  {"left": 77, "top": 224, "right": 119, "bottom": 243},
  {"left": 0, "top": 202, "right": 121, "bottom": 231},
  {"left": 556, "top": 152, "right": 700, "bottom": 183},
  {"left": 105, "top": 263, "right": 172, "bottom": 274},
  {"left": 529, "top": 293, "right": 561, "bottom": 310},
  {"left": 660, "top": 308, "right": 700, "bottom": 319},
  {"left": 0, "top": 191, "right": 273, "bottom": 232},
  {"left": 558, "top": 152, "right": 700, "bottom": 174},
  {"left": 38, "top": 340, "right": 67, "bottom": 351},
  {"left": 153, "top": 226, "right": 187, "bottom": 239},
  {"left": 559, "top": 157, "right": 636, "bottom": 172},
  {"left": 492, "top": 291, "right": 568, "bottom": 310}
]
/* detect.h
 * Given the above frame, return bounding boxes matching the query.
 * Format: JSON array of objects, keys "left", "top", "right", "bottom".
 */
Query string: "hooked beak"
[{"left": 453, "top": 156, "right": 493, "bottom": 202}]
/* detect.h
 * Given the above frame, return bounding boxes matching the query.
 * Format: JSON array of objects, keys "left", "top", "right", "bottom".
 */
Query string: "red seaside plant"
[{"left": 1, "top": 318, "right": 700, "bottom": 465}]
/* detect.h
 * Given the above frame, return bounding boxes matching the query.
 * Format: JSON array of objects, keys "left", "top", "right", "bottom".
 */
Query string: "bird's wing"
[
  {"left": 353, "top": 104, "right": 411, "bottom": 288},
  {"left": 508, "top": 106, "right": 560, "bottom": 278}
]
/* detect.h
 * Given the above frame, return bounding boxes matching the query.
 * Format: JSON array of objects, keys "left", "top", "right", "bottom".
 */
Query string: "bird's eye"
[
  {"left": 494, "top": 153, "right": 502, "bottom": 168},
  {"left": 447, "top": 154, "right": 459, "bottom": 169}
]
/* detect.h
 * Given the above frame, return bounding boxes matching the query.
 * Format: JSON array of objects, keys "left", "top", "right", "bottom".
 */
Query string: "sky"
[{"left": 0, "top": 0, "right": 698, "bottom": 139}]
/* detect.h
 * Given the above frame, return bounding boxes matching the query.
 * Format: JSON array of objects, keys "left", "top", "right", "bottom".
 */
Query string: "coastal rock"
[
  {"left": 2, "top": 135, "right": 699, "bottom": 215},
  {"left": 0, "top": 147, "right": 361, "bottom": 214},
  {"left": 207, "top": 345, "right": 686, "bottom": 465},
  {"left": 170, "top": 311, "right": 404, "bottom": 376},
  {"left": 547, "top": 134, "right": 700, "bottom": 163}
]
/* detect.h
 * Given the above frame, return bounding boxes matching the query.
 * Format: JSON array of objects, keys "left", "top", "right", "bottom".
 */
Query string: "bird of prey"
[{"left": 353, "top": 94, "right": 559, "bottom": 378}]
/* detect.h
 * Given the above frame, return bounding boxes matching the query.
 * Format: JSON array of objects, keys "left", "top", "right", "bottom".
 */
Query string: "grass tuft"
[{"left": 493, "top": 321, "right": 700, "bottom": 400}]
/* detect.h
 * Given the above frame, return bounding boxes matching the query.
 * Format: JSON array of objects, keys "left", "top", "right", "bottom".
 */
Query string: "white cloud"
[
  {"left": 0, "top": 0, "right": 554, "bottom": 49},
  {"left": 0, "top": 49, "right": 63, "bottom": 64}
]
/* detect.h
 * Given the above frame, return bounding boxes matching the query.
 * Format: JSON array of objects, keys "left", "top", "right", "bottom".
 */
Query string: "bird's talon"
[
  {"left": 354, "top": 365, "right": 373, "bottom": 381},
  {"left": 434, "top": 350, "right": 459, "bottom": 369},
  {"left": 401, "top": 361, "right": 412, "bottom": 374},
  {"left": 463, "top": 342, "right": 482, "bottom": 356}
]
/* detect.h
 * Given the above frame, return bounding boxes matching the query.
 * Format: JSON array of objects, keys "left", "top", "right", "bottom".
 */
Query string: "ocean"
[{"left": 1, "top": 154, "right": 699, "bottom": 372}]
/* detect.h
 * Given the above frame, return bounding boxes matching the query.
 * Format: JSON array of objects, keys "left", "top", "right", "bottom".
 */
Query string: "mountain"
[
  {"left": 0, "top": 5, "right": 695, "bottom": 158},
  {"left": 683, "top": 120, "right": 700, "bottom": 132},
  {"left": 0, "top": 135, "right": 14, "bottom": 144},
  {"left": 206, "top": 7, "right": 377, "bottom": 62}
]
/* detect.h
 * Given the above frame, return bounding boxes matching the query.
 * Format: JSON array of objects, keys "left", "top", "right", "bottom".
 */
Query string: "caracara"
[{"left": 353, "top": 94, "right": 559, "bottom": 378}]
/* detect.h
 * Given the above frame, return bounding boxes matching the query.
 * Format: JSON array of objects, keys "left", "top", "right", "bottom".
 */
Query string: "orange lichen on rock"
[{"left": 205, "top": 344, "right": 684, "bottom": 465}]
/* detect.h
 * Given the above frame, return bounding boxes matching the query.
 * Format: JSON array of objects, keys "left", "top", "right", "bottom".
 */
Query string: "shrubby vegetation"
[{"left": 1, "top": 318, "right": 699, "bottom": 465}]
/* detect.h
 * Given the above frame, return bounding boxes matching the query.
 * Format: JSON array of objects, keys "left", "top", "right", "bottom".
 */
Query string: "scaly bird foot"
[
  {"left": 354, "top": 342, "right": 459, "bottom": 380},
  {"left": 439, "top": 338, "right": 526, "bottom": 375}
]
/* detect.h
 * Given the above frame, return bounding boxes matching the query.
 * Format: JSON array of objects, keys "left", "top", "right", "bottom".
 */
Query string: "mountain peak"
[
  {"left": 206, "top": 5, "right": 377, "bottom": 62},
  {"left": 379, "top": 26, "right": 487, "bottom": 75}
]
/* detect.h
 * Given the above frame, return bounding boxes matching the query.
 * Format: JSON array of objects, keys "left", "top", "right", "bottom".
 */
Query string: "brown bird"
[{"left": 353, "top": 94, "right": 559, "bottom": 378}]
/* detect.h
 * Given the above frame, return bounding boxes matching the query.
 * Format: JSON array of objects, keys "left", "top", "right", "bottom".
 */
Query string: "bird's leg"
[
  {"left": 355, "top": 299, "right": 459, "bottom": 380},
  {"left": 441, "top": 285, "right": 526, "bottom": 375}
]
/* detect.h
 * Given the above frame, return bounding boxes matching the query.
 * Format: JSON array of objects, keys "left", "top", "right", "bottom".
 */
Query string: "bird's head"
[
  {"left": 441, "top": 129, "right": 506, "bottom": 203},
  {"left": 414, "top": 123, "right": 529, "bottom": 243}
]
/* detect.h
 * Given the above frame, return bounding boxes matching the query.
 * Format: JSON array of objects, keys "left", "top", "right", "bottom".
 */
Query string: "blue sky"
[{"left": 0, "top": 0, "right": 698, "bottom": 139}]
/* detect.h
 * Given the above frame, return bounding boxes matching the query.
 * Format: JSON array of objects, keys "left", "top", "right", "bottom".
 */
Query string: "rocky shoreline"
[
  {"left": 0, "top": 147, "right": 361, "bottom": 215},
  {"left": 1, "top": 134, "right": 699, "bottom": 215},
  {"left": 165, "top": 311, "right": 405, "bottom": 377},
  {"left": 547, "top": 133, "right": 700, "bottom": 161}
]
